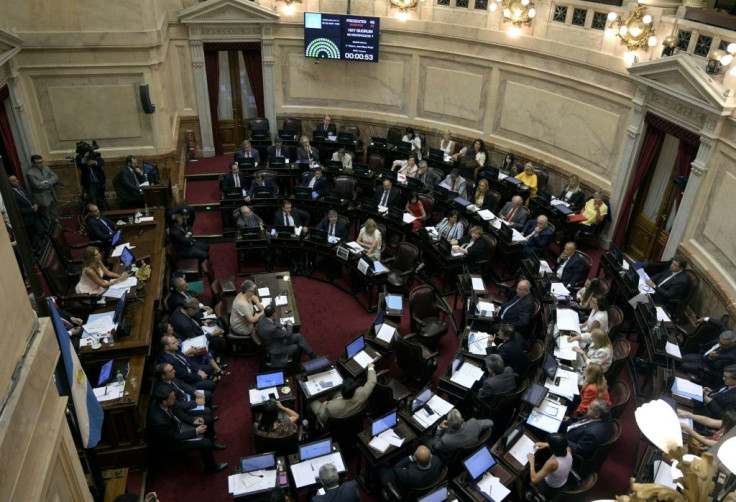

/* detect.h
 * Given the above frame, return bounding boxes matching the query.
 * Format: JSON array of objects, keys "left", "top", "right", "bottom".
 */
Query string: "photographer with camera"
[{"left": 75, "top": 140, "right": 107, "bottom": 210}]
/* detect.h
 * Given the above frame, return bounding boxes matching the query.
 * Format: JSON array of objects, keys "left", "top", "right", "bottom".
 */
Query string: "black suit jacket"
[
  {"left": 154, "top": 380, "right": 201, "bottom": 413},
  {"left": 11, "top": 187, "right": 40, "bottom": 227},
  {"left": 169, "top": 307, "right": 205, "bottom": 340},
  {"left": 706, "top": 386, "right": 736, "bottom": 419},
  {"left": 255, "top": 316, "right": 297, "bottom": 368},
  {"left": 76, "top": 155, "right": 106, "bottom": 186},
  {"left": 146, "top": 402, "right": 198, "bottom": 451},
  {"left": 274, "top": 208, "right": 308, "bottom": 227},
  {"left": 168, "top": 224, "right": 200, "bottom": 258},
  {"left": 222, "top": 172, "right": 249, "bottom": 190},
  {"left": 158, "top": 349, "right": 206, "bottom": 385},
  {"left": 234, "top": 148, "right": 260, "bottom": 165},
  {"left": 86, "top": 215, "right": 117, "bottom": 245},
  {"left": 496, "top": 294, "right": 535, "bottom": 332},
  {"left": 373, "top": 187, "right": 402, "bottom": 209},
  {"left": 558, "top": 188, "right": 585, "bottom": 211},
  {"left": 297, "top": 145, "right": 320, "bottom": 162},
  {"left": 302, "top": 173, "right": 329, "bottom": 193},
  {"left": 488, "top": 332, "right": 527, "bottom": 376},
  {"left": 651, "top": 270, "right": 690, "bottom": 303},
  {"left": 117, "top": 167, "right": 145, "bottom": 205},
  {"left": 316, "top": 216, "right": 348, "bottom": 240},
  {"left": 267, "top": 144, "right": 290, "bottom": 162},
  {"left": 558, "top": 252, "right": 585, "bottom": 288},
  {"left": 311, "top": 481, "right": 360, "bottom": 502},
  {"left": 457, "top": 235, "right": 488, "bottom": 265},
  {"left": 390, "top": 455, "right": 444, "bottom": 494},
  {"left": 566, "top": 417, "right": 612, "bottom": 459},
  {"left": 315, "top": 123, "right": 337, "bottom": 135},
  {"left": 248, "top": 179, "right": 277, "bottom": 198}
]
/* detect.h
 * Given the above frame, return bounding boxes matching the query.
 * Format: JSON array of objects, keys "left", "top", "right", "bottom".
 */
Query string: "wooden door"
[{"left": 217, "top": 51, "right": 248, "bottom": 153}]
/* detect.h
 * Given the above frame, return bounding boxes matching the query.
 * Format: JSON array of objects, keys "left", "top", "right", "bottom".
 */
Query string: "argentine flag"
[{"left": 49, "top": 300, "right": 104, "bottom": 448}]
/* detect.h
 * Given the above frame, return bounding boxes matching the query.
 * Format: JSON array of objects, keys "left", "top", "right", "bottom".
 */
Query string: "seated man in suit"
[
  {"left": 431, "top": 408, "right": 494, "bottom": 458},
  {"left": 310, "top": 363, "right": 376, "bottom": 425},
  {"left": 256, "top": 304, "right": 317, "bottom": 369},
  {"left": 499, "top": 195, "right": 528, "bottom": 228},
  {"left": 167, "top": 276, "right": 213, "bottom": 317},
  {"left": 378, "top": 445, "right": 444, "bottom": 496},
  {"left": 267, "top": 137, "right": 289, "bottom": 163},
  {"left": 316, "top": 209, "right": 349, "bottom": 240},
  {"left": 85, "top": 204, "right": 117, "bottom": 249},
  {"left": 565, "top": 398, "right": 613, "bottom": 459},
  {"left": 330, "top": 148, "right": 352, "bottom": 170},
  {"left": 234, "top": 205, "right": 264, "bottom": 233},
  {"left": 222, "top": 162, "right": 248, "bottom": 191},
  {"left": 416, "top": 160, "right": 441, "bottom": 192},
  {"left": 555, "top": 242, "right": 585, "bottom": 289},
  {"left": 645, "top": 256, "right": 690, "bottom": 310},
  {"left": 312, "top": 463, "right": 359, "bottom": 502},
  {"left": 297, "top": 135, "right": 320, "bottom": 164},
  {"left": 246, "top": 173, "right": 277, "bottom": 202},
  {"left": 699, "top": 365, "right": 736, "bottom": 419},
  {"left": 169, "top": 211, "right": 209, "bottom": 262},
  {"left": 165, "top": 203, "right": 196, "bottom": 227},
  {"left": 147, "top": 386, "right": 226, "bottom": 473},
  {"left": 474, "top": 354, "right": 517, "bottom": 411},
  {"left": 492, "top": 280, "right": 535, "bottom": 334},
  {"left": 484, "top": 323, "right": 527, "bottom": 377},
  {"left": 372, "top": 178, "right": 402, "bottom": 209},
  {"left": 302, "top": 166, "right": 329, "bottom": 194},
  {"left": 274, "top": 199, "right": 309, "bottom": 229},
  {"left": 521, "top": 215, "right": 554, "bottom": 259},
  {"left": 315, "top": 114, "right": 337, "bottom": 135},
  {"left": 439, "top": 168, "right": 467, "bottom": 196},
  {"left": 117, "top": 155, "right": 146, "bottom": 208},
  {"left": 233, "top": 140, "right": 260, "bottom": 165},
  {"left": 158, "top": 334, "right": 216, "bottom": 392},
  {"left": 153, "top": 362, "right": 216, "bottom": 425},
  {"left": 169, "top": 298, "right": 224, "bottom": 359},
  {"left": 682, "top": 331, "right": 736, "bottom": 384}
]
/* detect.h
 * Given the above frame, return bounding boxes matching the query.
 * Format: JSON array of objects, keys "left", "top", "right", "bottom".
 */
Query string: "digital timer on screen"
[{"left": 304, "top": 12, "right": 380, "bottom": 62}]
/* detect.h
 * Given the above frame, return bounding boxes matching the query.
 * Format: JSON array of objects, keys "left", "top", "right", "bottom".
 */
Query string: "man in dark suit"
[
  {"left": 8, "top": 175, "right": 47, "bottom": 254},
  {"left": 373, "top": 178, "right": 402, "bottom": 209},
  {"left": 273, "top": 199, "right": 309, "bottom": 228},
  {"left": 316, "top": 210, "right": 348, "bottom": 240},
  {"left": 700, "top": 366, "right": 736, "bottom": 419},
  {"left": 167, "top": 276, "right": 213, "bottom": 317},
  {"left": 485, "top": 324, "right": 527, "bottom": 376},
  {"left": 312, "top": 463, "right": 359, "bottom": 502},
  {"left": 475, "top": 354, "right": 517, "bottom": 410},
  {"left": 267, "top": 137, "right": 289, "bottom": 163},
  {"left": 682, "top": 331, "right": 736, "bottom": 383},
  {"left": 378, "top": 446, "right": 444, "bottom": 496},
  {"left": 521, "top": 215, "right": 554, "bottom": 258},
  {"left": 315, "top": 115, "right": 337, "bottom": 135},
  {"left": 566, "top": 398, "right": 613, "bottom": 459},
  {"left": 153, "top": 362, "right": 216, "bottom": 422},
  {"left": 297, "top": 135, "right": 319, "bottom": 163},
  {"left": 222, "top": 162, "right": 248, "bottom": 191},
  {"left": 416, "top": 160, "right": 441, "bottom": 192},
  {"left": 645, "top": 256, "right": 690, "bottom": 309},
  {"left": 431, "top": 409, "right": 494, "bottom": 457},
  {"left": 117, "top": 155, "right": 146, "bottom": 208},
  {"left": 492, "top": 280, "right": 535, "bottom": 333},
  {"left": 555, "top": 242, "right": 585, "bottom": 289},
  {"left": 169, "top": 298, "right": 224, "bottom": 358},
  {"left": 255, "top": 304, "right": 316, "bottom": 368},
  {"left": 85, "top": 204, "right": 117, "bottom": 249},
  {"left": 146, "top": 386, "right": 226, "bottom": 473},
  {"left": 233, "top": 140, "right": 261, "bottom": 165},
  {"left": 158, "top": 334, "right": 216, "bottom": 391},
  {"left": 499, "top": 195, "right": 528, "bottom": 228},
  {"left": 246, "top": 173, "right": 277, "bottom": 201},
  {"left": 302, "top": 166, "right": 329, "bottom": 194}
]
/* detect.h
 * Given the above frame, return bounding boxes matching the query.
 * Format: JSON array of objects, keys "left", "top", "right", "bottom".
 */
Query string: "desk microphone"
[{"left": 245, "top": 472, "right": 264, "bottom": 478}]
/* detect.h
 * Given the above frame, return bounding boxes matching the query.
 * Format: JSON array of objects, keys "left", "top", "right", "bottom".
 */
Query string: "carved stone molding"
[{"left": 649, "top": 91, "right": 707, "bottom": 128}]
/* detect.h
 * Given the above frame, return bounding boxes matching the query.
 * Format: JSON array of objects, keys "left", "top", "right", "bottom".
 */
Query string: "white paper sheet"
[
  {"left": 427, "top": 395, "right": 454, "bottom": 415},
  {"left": 553, "top": 336, "right": 580, "bottom": 361},
  {"left": 290, "top": 452, "right": 345, "bottom": 489},
  {"left": 471, "top": 277, "right": 485, "bottom": 290},
  {"left": 258, "top": 287, "right": 270, "bottom": 296},
  {"left": 248, "top": 387, "right": 279, "bottom": 404},
  {"left": 657, "top": 306, "right": 672, "bottom": 322},
  {"left": 83, "top": 312, "right": 116, "bottom": 335},
  {"left": 346, "top": 241, "right": 363, "bottom": 253},
  {"left": 102, "top": 288, "right": 128, "bottom": 299},
  {"left": 665, "top": 341, "right": 682, "bottom": 358},
  {"left": 352, "top": 350, "right": 374, "bottom": 369},
  {"left": 279, "top": 317, "right": 295, "bottom": 325},
  {"left": 450, "top": 362, "right": 484, "bottom": 389},
  {"left": 544, "top": 368, "right": 580, "bottom": 400},
  {"left": 274, "top": 295, "right": 288, "bottom": 306},
  {"left": 550, "top": 283, "right": 570, "bottom": 296},
  {"left": 509, "top": 435, "right": 535, "bottom": 466},
  {"left": 379, "top": 429, "right": 404, "bottom": 447},
  {"left": 539, "top": 261, "right": 554, "bottom": 275},
  {"left": 202, "top": 325, "right": 220, "bottom": 335},
  {"left": 369, "top": 436, "right": 390, "bottom": 453},
  {"left": 556, "top": 308, "right": 581, "bottom": 333},
  {"left": 181, "top": 335, "right": 208, "bottom": 353},
  {"left": 93, "top": 382, "right": 124, "bottom": 402},
  {"left": 228, "top": 470, "right": 277, "bottom": 496},
  {"left": 511, "top": 228, "right": 526, "bottom": 242},
  {"left": 672, "top": 377, "right": 703, "bottom": 402},
  {"left": 477, "top": 209, "right": 495, "bottom": 221},
  {"left": 476, "top": 472, "right": 511, "bottom": 501},
  {"left": 403, "top": 213, "right": 417, "bottom": 224},
  {"left": 302, "top": 368, "right": 343, "bottom": 397},
  {"left": 111, "top": 243, "right": 134, "bottom": 257},
  {"left": 476, "top": 301, "right": 494, "bottom": 317},
  {"left": 109, "top": 276, "right": 138, "bottom": 290},
  {"left": 375, "top": 323, "right": 396, "bottom": 343}
]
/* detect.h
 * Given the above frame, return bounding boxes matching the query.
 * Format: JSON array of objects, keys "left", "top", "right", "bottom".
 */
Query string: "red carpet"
[{"left": 186, "top": 157, "right": 232, "bottom": 176}]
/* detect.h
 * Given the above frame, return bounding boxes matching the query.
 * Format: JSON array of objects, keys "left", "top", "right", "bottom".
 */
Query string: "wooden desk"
[
  {"left": 102, "top": 468, "right": 128, "bottom": 502},
  {"left": 355, "top": 420, "right": 417, "bottom": 488},
  {"left": 286, "top": 444, "right": 345, "bottom": 494},
  {"left": 232, "top": 455, "right": 288, "bottom": 500},
  {"left": 490, "top": 426, "right": 541, "bottom": 501},
  {"left": 253, "top": 272, "right": 301, "bottom": 327},
  {"left": 438, "top": 353, "right": 485, "bottom": 404},
  {"left": 338, "top": 344, "right": 382, "bottom": 379},
  {"left": 452, "top": 464, "right": 515, "bottom": 502},
  {"left": 365, "top": 317, "right": 400, "bottom": 353},
  {"left": 248, "top": 376, "right": 298, "bottom": 417}
]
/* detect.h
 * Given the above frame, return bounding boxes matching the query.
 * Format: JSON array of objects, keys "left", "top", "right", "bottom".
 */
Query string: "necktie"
[
  {"left": 285, "top": 214, "right": 293, "bottom": 226},
  {"left": 451, "top": 179, "right": 456, "bottom": 191},
  {"left": 15, "top": 188, "right": 31, "bottom": 205},
  {"left": 711, "top": 386, "right": 728, "bottom": 396},
  {"left": 170, "top": 380, "right": 188, "bottom": 401},
  {"left": 505, "top": 207, "right": 517, "bottom": 222},
  {"left": 501, "top": 297, "right": 521, "bottom": 319},
  {"left": 381, "top": 190, "right": 389, "bottom": 207},
  {"left": 131, "top": 168, "right": 140, "bottom": 188},
  {"left": 99, "top": 217, "right": 113, "bottom": 233},
  {"left": 329, "top": 223, "right": 335, "bottom": 236},
  {"left": 234, "top": 174, "right": 240, "bottom": 188},
  {"left": 276, "top": 148, "right": 280, "bottom": 157},
  {"left": 174, "top": 353, "right": 192, "bottom": 373},
  {"left": 246, "top": 151, "right": 250, "bottom": 158},
  {"left": 309, "top": 176, "right": 316, "bottom": 188},
  {"left": 658, "top": 273, "right": 677, "bottom": 287}
]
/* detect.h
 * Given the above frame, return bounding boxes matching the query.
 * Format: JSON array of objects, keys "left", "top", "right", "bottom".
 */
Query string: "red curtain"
[
  {"left": 204, "top": 50, "right": 222, "bottom": 156},
  {"left": 242, "top": 48, "right": 264, "bottom": 119},
  {"left": 612, "top": 124, "right": 666, "bottom": 247},
  {"left": 673, "top": 140, "right": 698, "bottom": 209},
  {"left": 0, "top": 86, "right": 23, "bottom": 181}
]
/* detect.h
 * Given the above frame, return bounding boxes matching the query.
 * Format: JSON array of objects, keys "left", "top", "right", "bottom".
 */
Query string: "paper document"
[
  {"left": 427, "top": 395, "right": 454, "bottom": 416},
  {"left": 274, "top": 295, "right": 288, "bottom": 306},
  {"left": 475, "top": 301, "right": 494, "bottom": 317},
  {"left": 93, "top": 382, "right": 124, "bottom": 402},
  {"left": 539, "top": 398, "right": 566, "bottom": 419},
  {"left": 138, "top": 215, "right": 154, "bottom": 221},
  {"left": 302, "top": 368, "right": 343, "bottom": 397},
  {"left": 556, "top": 308, "right": 581, "bottom": 333},
  {"left": 511, "top": 228, "right": 526, "bottom": 242},
  {"left": 257, "top": 287, "right": 270, "bottom": 297},
  {"left": 385, "top": 295, "right": 402, "bottom": 311},
  {"left": 346, "top": 241, "right": 363, "bottom": 253},
  {"left": 83, "top": 312, "right": 116, "bottom": 335},
  {"left": 539, "top": 261, "right": 553, "bottom": 275},
  {"left": 550, "top": 283, "right": 570, "bottom": 296},
  {"left": 665, "top": 341, "right": 682, "bottom": 358},
  {"left": 248, "top": 387, "right": 278, "bottom": 404},
  {"left": 228, "top": 470, "right": 277, "bottom": 496},
  {"left": 450, "top": 362, "right": 484, "bottom": 388},
  {"left": 545, "top": 368, "right": 579, "bottom": 400},
  {"left": 111, "top": 243, "right": 134, "bottom": 257},
  {"left": 704, "top": 343, "right": 719, "bottom": 357},
  {"left": 373, "top": 261, "right": 388, "bottom": 274},
  {"left": 202, "top": 325, "right": 221, "bottom": 335},
  {"left": 653, "top": 460, "right": 678, "bottom": 489},
  {"left": 181, "top": 334, "right": 209, "bottom": 354},
  {"left": 375, "top": 323, "right": 396, "bottom": 343},
  {"left": 379, "top": 429, "right": 404, "bottom": 447},
  {"left": 280, "top": 317, "right": 295, "bottom": 325},
  {"left": 451, "top": 250, "right": 465, "bottom": 258},
  {"left": 290, "top": 452, "right": 345, "bottom": 489},
  {"left": 352, "top": 350, "right": 374, "bottom": 369},
  {"left": 369, "top": 436, "right": 390, "bottom": 453},
  {"left": 109, "top": 276, "right": 136, "bottom": 292},
  {"left": 377, "top": 205, "right": 389, "bottom": 214},
  {"left": 413, "top": 407, "right": 440, "bottom": 428},
  {"left": 553, "top": 336, "right": 580, "bottom": 361},
  {"left": 637, "top": 269, "right": 655, "bottom": 293},
  {"left": 471, "top": 277, "right": 485, "bottom": 291},
  {"left": 477, "top": 209, "right": 495, "bottom": 221},
  {"left": 551, "top": 199, "right": 570, "bottom": 208},
  {"left": 672, "top": 377, "right": 703, "bottom": 402},
  {"left": 527, "top": 410, "right": 562, "bottom": 433},
  {"left": 103, "top": 288, "right": 128, "bottom": 299},
  {"left": 403, "top": 213, "right": 417, "bottom": 224},
  {"left": 468, "top": 331, "right": 491, "bottom": 355},
  {"left": 509, "top": 435, "right": 535, "bottom": 466},
  {"left": 476, "top": 472, "right": 511, "bottom": 502},
  {"left": 656, "top": 307, "right": 672, "bottom": 322}
]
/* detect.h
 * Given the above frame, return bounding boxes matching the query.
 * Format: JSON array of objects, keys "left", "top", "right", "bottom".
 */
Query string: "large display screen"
[{"left": 304, "top": 12, "right": 380, "bottom": 62}]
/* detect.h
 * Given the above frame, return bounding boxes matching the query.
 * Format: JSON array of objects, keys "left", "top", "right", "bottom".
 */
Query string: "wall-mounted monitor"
[{"left": 304, "top": 12, "right": 380, "bottom": 62}]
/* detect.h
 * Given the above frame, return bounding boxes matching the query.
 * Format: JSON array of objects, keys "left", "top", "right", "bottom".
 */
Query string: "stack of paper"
[
  {"left": 539, "top": 261, "right": 554, "bottom": 275},
  {"left": 672, "top": 377, "right": 703, "bottom": 402},
  {"left": 93, "top": 382, "right": 124, "bottom": 402},
  {"left": 545, "top": 367, "right": 579, "bottom": 400},
  {"left": 656, "top": 307, "right": 672, "bottom": 322},
  {"left": 375, "top": 323, "right": 396, "bottom": 343},
  {"left": 471, "top": 277, "right": 485, "bottom": 291},
  {"left": 477, "top": 210, "right": 495, "bottom": 221},
  {"left": 258, "top": 287, "right": 270, "bottom": 297},
  {"left": 280, "top": 317, "right": 295, "bottom": 325},
  {"left": 511, "top": 228, "right": 526, "bottom": 242},
  {"left": 83, "top": 312, "right": 117, "bottom": 336},
  {"left": 290, "top": 452, "right": 345, "bottom": 488},
  {"left": 369, "top": 428, "right": 404, "bottom": 453},
  {"left": 468, "top": 332, "right": 491, "bottom": 356},
  {"left": 509, "top": 435, "right": 535, "bottom": 466},
  {"left": 427, "top": 395, "right": 453, "bottom": 415},
  {"left": 553, "top": 336, "right": 580, "bottom": 361},
  {"left": 475, "top": 472, "right": 511, "bottom": 501},
  {"left": 302, "top": 368, "right": 343, "bottom": 397},
  {"left": 274, "top": 295, "right": 288, "bottom": 306},
  {"left": 450, "top": 362, "right": 485, "bottom": 389},
  {"left": 475, "top": 301, "right": 494, "bottom": 317},
  {"left": 182, "top": 334, "right": 208, "bottom": 354},
  {"left": 556, "top": 309, "right": 581, "bottom": 333},
  {"left": 228, "top": 470, "right": 277, "bottom": 496},
  {"left": 403, "top": 213, "right": 417, "bottom": 224},
  {"left": 352, "top": 350, "right": 375, "bottom": 369},
  {"left": 665, "top": 341, "right": 682, "bottom": 358},
  {"left": 413, "top": 406, "right": 441, "bottom": 428},
  {"left": 550, "top": 283, "right": 570, "bottom": 296}
]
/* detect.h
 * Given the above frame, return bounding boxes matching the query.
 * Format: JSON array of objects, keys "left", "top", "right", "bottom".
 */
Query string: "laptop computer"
[
  {"left": 238, "top": 157, "right": 256, "bottom": 169},
  {"left": 610, "top": 244, "right": 624, "bottom": 267},
  {"left": 481, "top": 166, "right": 500, "bottom": 181},
  {"left": 223, "top": 187, "right": 245, "bottom": 199},
  {"left": 543, "top": 353, "right": 559, "bottom": 380},
  {"left": 503, "top": 176, "right": 522, "bottom": 186},
  {"left": 451, "top": 353, "right": 464, "bottom": 375},
  {"left": 463, "top": 446, "right": 496, "bottom": 481},
  {"left": 362, "top": 198, "right": 379, "bottom": 213},
  {"left": 302, "top": 356, "right": 331, "bottom": 375},
  {"left": 411, "top": 386, "right": 433, "bottom": 412},
  {"left": 623, "top": 266, "right": 639, "bottom": 291},
  {"left": 299, "top": 438, "right": 332, "bottom": 461},
  {"left": 428, "top": 148, "right": 445, "bottom": 162},
  {"left": 523, "top": 382, "right": 549, "bottom": 408},
  {"left": 541, "top": 272, "right": 552, "bottom": 296},
  {"left": 309, "top": 227, "right": 329, "bottom": 244},
  {"left": 274, "top": 225, "right": 296, "bottom": 237},
  {"left": 327, "top": 160, "right": 343, "bottom": 170},
  {"left": 269, "top": 156, "right": 286, "bottom": 167},
  {"left": 346, "top": 335, "right": 367, "bottom": 360},
  {"left": 387, "top": 206, "right": 403, "bottom": 222},
  {"left": 278, "top": 129, "right": 296, "bottom": 141},
  {"left": 396, "top": 141, "right": 412, "bottom": 153},
  {"left": 525, "top": 252, "right": 540, "bottom": 275},
  {"left": 417, "top": 483, "right": 449, "bottom": 502},
  {"left": 371, "top": 137, "right": 388, "bottom": 148},
  {"left": 240, "top": 452, "right": 276, "bottom": 473},
  {"left": 554, "top": 203, "right": 574, "bottom": 216},
  {"left": 97, "top": 359, "right": 114, "bottom": 387},
  {"left": 120, "top": 246, "right": 135, "bottom": 270},
  {"left": 291, "top": 186, "right": 313, "bottom": 199},
  {"left": 313, "top": 130, "right": 327, "bottom": 141},
  {"left": 433, "top": 185, "right": 451, "bottom": 201},
  {"left": 536, "top": 190, "right": 552, "bottom": 205},
  {"left": 111, "top": 229, "right": 123, "bottom": 248},
  {"left": 256, "top": 371, "right": 285, "bottom": 390},
  {"left": 371, "top": 409, "right": 398, "bottom": 436},
  {"left": 337, "top": 132, "right": 354, "bottom": 143},
  {"left": 497, "top": 222, "right": 513, "bottom": 243},
  {"left": 113, "top": 291, "right": 128, "bottom": 324},
  {"left": 454, "top": 196, "right": 472, "bottom": 208}
]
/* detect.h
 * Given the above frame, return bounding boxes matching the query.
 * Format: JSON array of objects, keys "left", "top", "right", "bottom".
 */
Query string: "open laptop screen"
[
  {"left": 418, "top": 484, "right": 448, "bottom": 502},
  {"left": 543, "top": 353, "right": 559, "bottom": 380},
  {"left": 522, "top": 382, "right": 549, "bottom": 408},
  {"left": 463, "top": 446, "right": 496, "bottom": 480},
  {"left": 111, "top": 229, "right": 123, "bottom": 247},
  {"left": 241, "top": 452, "right": 276, "bottom": 472},
  {"left": 256, "top": 371, "right": 285, "bottom": 390},
  {"left": 113, "top": 291, "right": 127, "bottom": 324},
  {"left": 346, "top": 335, "right": 365, "bottom": 360},
  {"left": 97, "top": 359, "right": 114, "bottom": 387},
  {"left": 371, "top": 410, "right": 397, "bottom": 436},
  {"left": 299, "top": 438, "right": 332, "bottom": 461},
  {"left": 412, "top": 386, "right": 433, "bottom": 411},
  {"left": 302, "top": 356, "right": 331, "bottom": 374},
  {"left": 120, "top": 246, "right": 135, "bottom": 268}
]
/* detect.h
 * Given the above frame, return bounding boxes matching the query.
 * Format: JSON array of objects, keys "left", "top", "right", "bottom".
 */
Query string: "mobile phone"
[{"left": 278, "top": 471, "right": 288, "bottom": 486}]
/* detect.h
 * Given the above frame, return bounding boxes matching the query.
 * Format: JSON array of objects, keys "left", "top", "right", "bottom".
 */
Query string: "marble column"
[
  {"left": 189, "top": 36, "right": 216, "bottom": 158},
  {"left": 261, "top": 25, "right": 277, "bottom": 139}
]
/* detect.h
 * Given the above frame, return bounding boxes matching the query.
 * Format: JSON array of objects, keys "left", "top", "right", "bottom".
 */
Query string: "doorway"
[{"left": 214, "top": 51, "right": 259, "bottom": 153}]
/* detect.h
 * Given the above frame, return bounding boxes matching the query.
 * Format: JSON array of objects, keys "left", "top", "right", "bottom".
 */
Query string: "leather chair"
[
  {"left": 473, "top": 233, "right": 497, "bottom": 276},
  {"left": 559, "top": 472, "right": 598, "bottom": 501},
  {"left": 253, "top": 429, "right": 299, "bottom": 456},
  {"left": 210, "top": 279, "right": 235, "bottom": 315},
  {"left": 681, "top": 319, "right": 723, "bottom": 354},
  {"left": 255, "top": 332, "right": 295, "bottom": 373},
  {"left": 165, "top": 242, "right": 199, "bottom": 281},
  {"left": 671, "top": 270, "right": 700, "bottom": 324},
  {"left": 577, "top": 197, "right": 611, "bottom": 247},
  {"left": 573, "top": 419, "right": 621, "bottom": 478},
  {"left": 217, "top": 301, "right": 255, "bottom": 355},
  {"left": 418, "top": 194, "right": 434, "bottom": 219},
  {"left": 409, "top": 285, "right": 451, "bottom": 346},
  {"left": 606, "top": 305, "right": 625, "bottom": 339},
  {"left": 367, "top": 153, "right": 385, "bottom": 173},
  {"left": 40, "top": 245, "right": 100, "bottom": 312},
  {"left": 202, "top": 260, "right": 237, "bottom": 297},
  {"left": 249, "top": 117, "right": 269, "bottom": 133},
  {"left": 386, "top": 127, "right": 403, "bottom": 148},
  {"left": 575, "top": 251, "right": 593, "bottom": 289},
  {"left": 253, "top": 170, "right": 279, "bottom": 196},
  {"left": 326, "top": 409, "right": 366, "bottom": 452},
  {"left": 386, "top": 242, "right": 420, "bottom": 295},
  {"left": 342, "top": 125, "right": 360, "bottom": 140},
  {"left": 334, "top": 175, "right": 357, "bottom": 201},
  {"left": 533, "top": 167, "right": 549, "bottom": 192},
  {"left": 283, "top": 118, "right": 302, "bottom": 136},
  {"left": 368, "top": 370, "right": 411, "bottom": 418},
  {"left": 487, "top": 189, "right": 502, "bottom": 213},
  {"left": 439, "top": 428, "right": 492, "bottom": 475},
  {"left": 395, "top": 333, "right": 439, "bottom": 388},
  {"left": 605, "top": 338, "right": 630, "bottom": 386},
  {"left": 523, "top": 340, "right": 545, "bottom": 381},
  {"left": 49, "top": 223, "right": 98, "bottom": 276},
  {"left": 375, "top": 223, "right": 388, "bottom": 256},
  {"left": 485, "top": 379, "right": 529, "bottom": 433},
  {"left": 609, "top": 380, "right": 630, "bottom": 419},
  {"left": 385, "top": 465, "right": 448, "bottom": 502}
]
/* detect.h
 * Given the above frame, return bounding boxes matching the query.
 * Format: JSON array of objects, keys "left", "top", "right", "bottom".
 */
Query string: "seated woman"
[
  {"left": 573, "top": 363, "right": 611, "bottom": 417},
  {"left": 570, "top": 328, "right": 613, "bottom": 376},
  {"left": 75, "top": 246, "right": 128, "bottom": 295},
  {"left": 678, "top": 409, "right": 736, "bottom": 452},
  {"left": 254, "top": 399, "right": 300, "bottom": 439},
  {"left": 405, "top": 192, "right": 426, "bottom": 231},
  {"left": 357, "top": 218, "right": 382, "bottom": 260},
  {"left": 391, "top": 153, "right": 418, "bottom": 177},
  {"left": 436, "top": 209, "right": 464, "bottom": 242},
  {"left": 499, "top": 152, "right": 517, "bottom": 175},
  {"left": 402, "top": 127, "right": 422, "bottom": 160},
  {"left": 473, "top": 178, "right": 494, "bottom": 210},
  {"left": 575, "top": 277, "right": 605, "bottom": 312},
  {"left": 558, "top": 174, "right": 585, "bottom": 211},
  {"left": 454, "top": 139, "right": 488, "bottom": 181},
  {"left": 515, "top": 162, "right": 538, "bottom": 199},
  {"left": 163, "top": 321, "right": 227, "bottom": 377},
  {"left": 579, "top": 295, "right": 609, "bottom": 334},
  {"left": 528, "top": 433, "right": 573, "bottom": 499},
  {"left": 451, "top": 225, "right": 487, "bottom": 270},
  {"left": 439, "top": 130, "right": 455, "bottom": 157}
]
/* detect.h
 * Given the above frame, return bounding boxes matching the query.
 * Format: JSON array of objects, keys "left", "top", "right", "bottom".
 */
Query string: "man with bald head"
[
  {"left": 378, "top": 445, "right": 444, "bottom": 496},
  {"left": 86, "top": 204, "right": 117, "bottom": 248},
  {"left": 521, "top": 214, "right": 554, "bottom": 258},
  {"left": 492, "top": 279, "right": 535, "bottom": 333},
  {"left": 499, "top": 195, "right": 528, "bottom": 228},
  {"left": 555, "top": 241, "right": 585, "bottom": 289}
]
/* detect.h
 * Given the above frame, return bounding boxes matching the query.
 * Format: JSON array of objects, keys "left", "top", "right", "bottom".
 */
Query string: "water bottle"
[
  {"left": 116, "top": 370, "right": 124, "bottom": 386},
  {"left": 302, "top": 419, "right": 309, "bottom": 440},
  {"left": 144, "top": 204, "right": 149, "bottom": 217}
]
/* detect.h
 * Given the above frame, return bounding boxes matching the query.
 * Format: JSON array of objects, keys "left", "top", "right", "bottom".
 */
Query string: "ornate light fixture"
[
  {"left": 706, "top": 44, "right": 736, "bottom": 75},
  {"left": 499, "top": 0, "right": 536, "bottom": 36},
  {"left": 662, "top": 35, "right": 677, "bottom": 57},
  {"left": 389, "top": 0, "right": 425, "bottom": 13},
  {"left": 608, "top": 6, "right": 657, "bottom": 52},
  {"left": 277, "top": 0, "right": 301, "bottom": 15}
]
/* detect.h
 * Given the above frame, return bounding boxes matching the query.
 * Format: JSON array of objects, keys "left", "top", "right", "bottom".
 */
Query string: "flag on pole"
[{"left": 48, "top": 300, "right": 104, "bottom": 448}]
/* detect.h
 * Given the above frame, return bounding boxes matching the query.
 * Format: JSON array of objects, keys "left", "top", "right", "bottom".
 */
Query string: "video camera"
[{"left": 75, "top": 140, "right": 100, "bottom": 159}]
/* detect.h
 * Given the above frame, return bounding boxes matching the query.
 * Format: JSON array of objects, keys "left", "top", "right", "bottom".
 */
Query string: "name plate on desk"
[{"left": 358, "top": 258, "right": 370, "bottom": 275}]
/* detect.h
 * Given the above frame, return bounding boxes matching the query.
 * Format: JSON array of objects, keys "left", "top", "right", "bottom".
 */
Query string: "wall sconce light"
[
  {"left": 499, "top": 0, "right": 536, "bottom": 34},
  {"left": 278, "top": 0, "right": 301, "bottom": 15},
  {"left": 706, "top": 44, "right": 736, "bottom": 75},
  {"left": 661, "top": 35, "right": 677, "bottom": 57},
  {"left": 389, "top": 0, "right": 425, "bottom": 13},
  {"left": 608, "top": 6, "right": 656, "bottom": 52}
]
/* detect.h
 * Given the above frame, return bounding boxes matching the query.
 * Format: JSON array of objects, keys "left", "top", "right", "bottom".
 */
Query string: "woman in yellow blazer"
[{"left": 515, "top": 162, "right": 538, "bottom": 200}]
